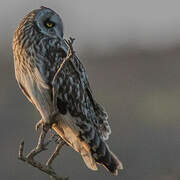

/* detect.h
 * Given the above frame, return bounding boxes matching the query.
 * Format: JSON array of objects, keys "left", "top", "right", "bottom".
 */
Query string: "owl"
[{"left": 12, "top": 6, "right": 123, "bottom": 175}]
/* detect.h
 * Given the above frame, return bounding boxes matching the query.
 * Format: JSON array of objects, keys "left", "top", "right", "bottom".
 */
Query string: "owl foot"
[{"left": 35, "top": 117, "right": 56, "bottom": 131}]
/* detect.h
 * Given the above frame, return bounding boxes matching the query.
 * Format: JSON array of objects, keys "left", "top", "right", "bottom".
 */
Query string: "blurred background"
[{"left": 1, "top": 0, "right": 180, "bottom": 179}]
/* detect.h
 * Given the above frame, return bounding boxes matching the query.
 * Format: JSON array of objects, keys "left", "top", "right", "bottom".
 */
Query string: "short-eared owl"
[{"left": 12, "top": 7, "right": 123, "bottom": 175}]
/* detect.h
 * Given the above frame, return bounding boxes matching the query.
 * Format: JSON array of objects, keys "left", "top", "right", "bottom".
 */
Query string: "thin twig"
[
  {"left": 52, "top": 37, "right": 75, "bottom": 113},
  {"left": 26, "top": 125, "right": 49, "bottom": 159},
  {"left": 18, "top": 141, "right": 68, "bottom": 180},
  {"left": 18, "top": 127, "right": 68, "bottom": 179},
  {"left": 46, "top": 140, "right": 66, "bottom": 167}
]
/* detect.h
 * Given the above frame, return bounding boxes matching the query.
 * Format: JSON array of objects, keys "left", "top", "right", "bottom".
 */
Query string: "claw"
[{"left": 35, "top": 118, "right": 54, "bottom": 131}]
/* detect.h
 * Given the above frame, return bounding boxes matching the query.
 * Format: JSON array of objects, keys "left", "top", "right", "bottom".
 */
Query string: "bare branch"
[
  {"left": 18, "top": 126, "right": 69, "bottom": 180},
  {"left": 52, "top": 37, "right": 76, "bottom": 112},
  {"left": 18, "top": 141, "right": 68, "bottom": 180},
  {"left": 46, "top": 140, "right": 66, "bottom": 168},
  {"left": 26, "top": 125, "right": 49, "bottom": 159}
]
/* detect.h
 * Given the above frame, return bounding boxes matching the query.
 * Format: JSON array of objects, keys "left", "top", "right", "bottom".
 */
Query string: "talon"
[{"left": 35, "top": 112, "right": 58, "bottom": 132}]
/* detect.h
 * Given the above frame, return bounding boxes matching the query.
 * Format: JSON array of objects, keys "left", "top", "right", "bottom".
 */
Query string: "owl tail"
[
  {"left": 91, "top": 138, "right": 123, "bottom": 175},
  {"left": 79, "top": 140, "right": 123, "bottom": 175},
  {"left": 52, "top": 114, "right": 123, "bottom": 175}
]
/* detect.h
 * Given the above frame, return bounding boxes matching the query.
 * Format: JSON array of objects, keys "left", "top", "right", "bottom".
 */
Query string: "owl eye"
[{"left": 44, "top": 20, "right": 55, "bottom": 28}]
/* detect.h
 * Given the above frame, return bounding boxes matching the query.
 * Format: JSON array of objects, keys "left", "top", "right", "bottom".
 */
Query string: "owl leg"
[{"left": 35, "top": 118, "right": 52, "bottom": 132}]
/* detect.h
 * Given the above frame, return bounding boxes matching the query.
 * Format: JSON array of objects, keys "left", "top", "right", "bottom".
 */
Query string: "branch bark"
[{"left": 18, "top": 140, "right": 68, "bottom": 180}]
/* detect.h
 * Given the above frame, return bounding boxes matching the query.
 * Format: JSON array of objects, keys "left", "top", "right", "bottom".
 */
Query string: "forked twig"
[
  {"left": 18, "top": 127, "right": 68, "bottom": 180},
  {"left": 18, "top": 141, "right": 68, "bottom": 180},
  {"left": 26, "top": 125, "right": 49, "bottom": 159},
  {"left": 46, "top": 141, "right": 66, "bottom": 168}
]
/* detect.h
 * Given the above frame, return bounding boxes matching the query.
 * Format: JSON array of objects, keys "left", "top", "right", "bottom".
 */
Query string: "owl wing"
[
  {"left": 54, "top": 55, "right": 111, "bottom": 141},
  {"left": 52, "top": 55, "right": 122, "bottom": 174}
]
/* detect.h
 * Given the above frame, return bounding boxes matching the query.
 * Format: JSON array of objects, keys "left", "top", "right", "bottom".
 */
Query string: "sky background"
[{"left": 1, "top": 0, "right": 180, "bottom": 180}]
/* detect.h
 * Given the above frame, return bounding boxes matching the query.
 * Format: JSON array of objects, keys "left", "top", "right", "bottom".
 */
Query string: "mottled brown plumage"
[{"left": 12, "top": 7, "right": 123, "bottom": 175}]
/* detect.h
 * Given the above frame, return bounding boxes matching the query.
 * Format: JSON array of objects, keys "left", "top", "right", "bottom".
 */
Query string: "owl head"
[
  {"left": 34, "top": 6, "right": 64, "bottom": 39},
  {"left": 14, "top": 6, "right": 68, "bottom": 56}
]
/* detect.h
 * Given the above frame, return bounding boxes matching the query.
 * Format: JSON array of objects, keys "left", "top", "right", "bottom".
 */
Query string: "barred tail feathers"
[
  {"left": 52, "top": 113, "right": 123, "bottom": 175},
  {"left": 91, "top": 137, "right": 123, "bottom": 175}
]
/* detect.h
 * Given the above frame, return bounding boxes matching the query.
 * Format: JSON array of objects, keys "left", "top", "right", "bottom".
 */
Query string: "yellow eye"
[{"left": 45, "top": 21, "right": 55, "bottom": 28}]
